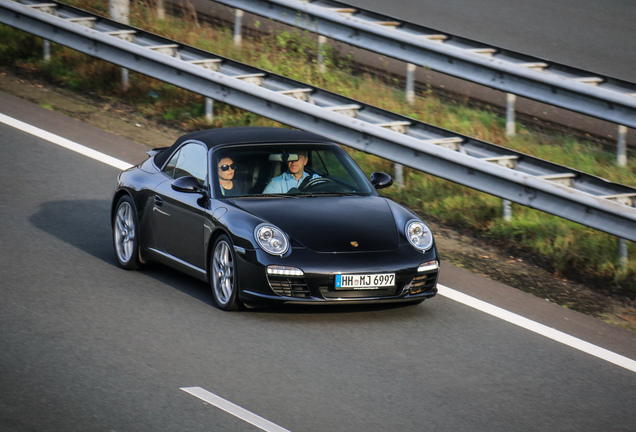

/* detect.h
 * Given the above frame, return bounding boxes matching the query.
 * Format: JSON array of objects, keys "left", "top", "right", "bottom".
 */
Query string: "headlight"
[
  {"left": 406, "top": 220, "right": 433, "bottom": 251},
  {"left": 255, "top": 224, "right": 290, "bottom": 256}
]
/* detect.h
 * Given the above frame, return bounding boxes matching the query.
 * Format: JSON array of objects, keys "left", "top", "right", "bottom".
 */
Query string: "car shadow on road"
[
  {"left": 29, "top": 199, "right": 115, "bottom": 264},
  {"left": 29, "top": 199, "right": 438, "bottom": 318},
  {"left": 28, "top": 199, "right": 215, "bottom": 306}
]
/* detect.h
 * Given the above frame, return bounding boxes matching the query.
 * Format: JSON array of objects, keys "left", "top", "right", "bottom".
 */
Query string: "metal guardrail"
[
  {"left": 216, "top": 0, "right": 636, "bottom": 131},
  {"left": 1, "top": 0, "right": 636, "bottom": 242}
]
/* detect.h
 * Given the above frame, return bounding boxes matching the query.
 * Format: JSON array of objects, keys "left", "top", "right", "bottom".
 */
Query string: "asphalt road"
[{"left": 1, "top": 94, "right": 636, "bottom": 431}]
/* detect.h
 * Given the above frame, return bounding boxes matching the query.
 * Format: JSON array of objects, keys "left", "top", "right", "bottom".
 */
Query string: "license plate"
[{"left": 335, "top": 273, "right": 395, "bottom": 290}]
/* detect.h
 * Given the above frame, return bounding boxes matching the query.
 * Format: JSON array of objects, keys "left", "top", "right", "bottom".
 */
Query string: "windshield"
[{"left": 212, "top": 143, "right": 375, "bottom": 198}]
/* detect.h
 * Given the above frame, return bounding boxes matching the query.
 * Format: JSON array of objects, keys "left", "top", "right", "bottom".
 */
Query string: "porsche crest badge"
[{"left": 350, "top": 241, "right": 359, "bottom": 247}]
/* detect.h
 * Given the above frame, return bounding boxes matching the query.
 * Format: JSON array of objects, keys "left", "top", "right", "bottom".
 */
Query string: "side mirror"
[
  {"left": 370, "top": 172, "right": 393, "bottom": 190},
  {"left": 172, "top": 176, "right": 207, "bottom": 194}
]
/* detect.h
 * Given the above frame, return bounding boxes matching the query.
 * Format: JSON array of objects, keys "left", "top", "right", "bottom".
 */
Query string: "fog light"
[
  {"left": 267, "top": 265, "right": 304, "bottom": 277},
  {"left": 418, "top": 260, "right": 439, "bottom": 272}
]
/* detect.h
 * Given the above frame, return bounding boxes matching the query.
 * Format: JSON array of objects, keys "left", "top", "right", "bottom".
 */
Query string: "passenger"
[
  {"left": 263, "top": 150, "right": 320, "bottom": 193},
  {"left": 217, "top": 157, "right": 244, "bottom": 196}
]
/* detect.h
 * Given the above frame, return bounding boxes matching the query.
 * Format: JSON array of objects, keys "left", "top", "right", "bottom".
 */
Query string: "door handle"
[{"left": 154, "top": 195, "right": 163, "bottom": 206}]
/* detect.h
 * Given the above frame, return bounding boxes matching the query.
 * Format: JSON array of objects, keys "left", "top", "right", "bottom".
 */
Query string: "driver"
[{"left": 263, "top": 149, "right": 320, "bottom": 193}]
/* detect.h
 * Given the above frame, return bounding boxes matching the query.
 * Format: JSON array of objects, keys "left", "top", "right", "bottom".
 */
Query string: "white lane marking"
[
  {"left": 2, "top": 113, "right": 635, "bottom": 373},
  {"left": 0, "top": 113, "right": 133, "bottom": 170},
  {"left": 180, "top": 387, "right": 292, "bottom": 432},
  {"left": 439, "top": 284, "right": 636, "bottom": 373}
]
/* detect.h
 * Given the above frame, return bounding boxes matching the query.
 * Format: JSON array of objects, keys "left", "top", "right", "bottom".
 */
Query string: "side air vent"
[
  {"left": 408, "top": 272, "right": 438, "bottom": 295},
  {"left": 267, "top": 276, "right": 311, "bottom": 298}
]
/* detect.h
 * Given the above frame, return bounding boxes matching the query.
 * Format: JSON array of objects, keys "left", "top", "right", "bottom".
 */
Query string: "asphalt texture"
[{"left": 1, "top": 93, "right": 636, "bottom": 431}]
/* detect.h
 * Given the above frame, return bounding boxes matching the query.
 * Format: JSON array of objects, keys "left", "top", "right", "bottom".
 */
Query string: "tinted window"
[{"left": 163, "top": 143, "right": 208, "bottom": 185}]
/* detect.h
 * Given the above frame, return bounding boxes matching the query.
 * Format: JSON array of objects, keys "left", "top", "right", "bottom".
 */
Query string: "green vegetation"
[{"left": 1, "top": 0, "right": 635, "bottom": 293}]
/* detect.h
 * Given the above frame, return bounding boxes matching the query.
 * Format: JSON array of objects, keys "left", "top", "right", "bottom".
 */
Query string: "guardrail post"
[
  {"left": 406, "top": 63, "right": 416, "bottom": 104},
  {"left": 42, "top": 39, "right": 50, "bottom": 61},
  {"left": 617, "top": 125, "right": 627, "bottom": 167},
  {"left": 109, "top": 0, "right": 129, "bottom": 24},
  {"left": 234, "top": 9, "right": 243, "bottom": 47},
  {"left": 502, "top": 88, "right": 515, "bottom": 220},
  {"left": 502, "top": 199, "right": 512, "bottom": 221},
  {"left": 205, "top": 98, "right": 214, "bottom": 122},
  {"left": 506, "top": 93, "right": 516, "bottom": 137},
  {"left": 619, "top": 238, "right": 628, "bottom": 267},
  {"left": 121, "top": 67, "right": 129, "bottom": 92},
  {"left": 615, "top": 125, "right": 629, "bottom": 262},
  {"left": 317, "top": 35, "right": 327, "bottom": 73},
  {"left": 157, "top": 0, "right": 165, "bottom": 20},
  {"left": 394, "top": 163, "right": 404, "bottom": 187},
  {"left": 109, "top": 0, "right": 130, "bottom": 92}
]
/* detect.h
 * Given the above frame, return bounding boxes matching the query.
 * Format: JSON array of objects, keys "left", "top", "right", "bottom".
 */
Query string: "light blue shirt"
[{"left": 263, "top": 171, "right": 320, "bottom": 194}]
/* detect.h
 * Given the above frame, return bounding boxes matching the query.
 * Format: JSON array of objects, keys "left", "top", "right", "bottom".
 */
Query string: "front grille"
[
  {"left": 267, "top": 276, "right": 311, "bottom": 298},
  {"left": 409, "top": 272, "right": 438, "bottom": 294}
]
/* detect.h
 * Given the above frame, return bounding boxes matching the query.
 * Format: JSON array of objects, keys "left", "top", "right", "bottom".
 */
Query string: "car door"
[{"left": 150, "top": 142, "right": 209, "bottom": 270}]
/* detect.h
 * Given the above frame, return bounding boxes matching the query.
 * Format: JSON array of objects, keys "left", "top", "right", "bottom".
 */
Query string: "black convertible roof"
[{"left": 154, "top": 127, "right": 332, "bottom": 167}]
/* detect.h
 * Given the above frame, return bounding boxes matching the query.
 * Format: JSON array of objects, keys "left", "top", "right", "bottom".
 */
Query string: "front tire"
[
  {"left": 113, "top": 195, "right": 141, "bottom": 270},
  {"left": 210, "top": 235, "right": 242, "bottom": 311}
]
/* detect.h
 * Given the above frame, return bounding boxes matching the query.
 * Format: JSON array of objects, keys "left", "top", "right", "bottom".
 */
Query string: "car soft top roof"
[{"left": 154, "top": 127, "right": 333, "bottom": 168}]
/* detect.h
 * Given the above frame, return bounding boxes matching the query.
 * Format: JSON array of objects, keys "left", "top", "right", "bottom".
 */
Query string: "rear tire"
[
  {"left": 210, "top": 235, "right": 242, "bottom": 311},
  {"left": 113, "top": 195, "right": 141, "bottom": 270}
]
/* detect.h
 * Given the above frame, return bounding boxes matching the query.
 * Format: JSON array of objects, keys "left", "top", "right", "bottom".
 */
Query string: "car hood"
[{"left": 233, "top": 196, "right": 399, "bottom": 252}]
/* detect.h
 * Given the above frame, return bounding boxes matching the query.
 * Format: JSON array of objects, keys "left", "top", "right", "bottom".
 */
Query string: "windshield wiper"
[
  {"left": 238, "top": 193, "right": 301, "bottom": 199},
  {"left": 297, "top": 192, "right": 361, "bottom": 197}
]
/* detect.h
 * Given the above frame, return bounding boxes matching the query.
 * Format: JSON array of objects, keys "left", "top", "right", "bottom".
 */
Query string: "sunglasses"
[{"left": 218, "top": 164, "right": 236, "bottom": 171}]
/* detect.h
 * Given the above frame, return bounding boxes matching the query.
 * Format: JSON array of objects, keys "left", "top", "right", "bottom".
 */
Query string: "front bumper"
[{"left": 235, "top": 245, "right": 439, "bottom": 305}]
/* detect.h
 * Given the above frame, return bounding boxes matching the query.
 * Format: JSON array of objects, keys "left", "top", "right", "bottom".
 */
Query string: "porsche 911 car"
[{"left": 111, "top": 127, "right": 439, "bottom": 310}]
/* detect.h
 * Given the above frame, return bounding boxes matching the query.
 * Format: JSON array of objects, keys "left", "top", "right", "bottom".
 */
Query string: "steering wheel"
[{"left": 300, "top": 177, "right": 336, "bottom": 190}]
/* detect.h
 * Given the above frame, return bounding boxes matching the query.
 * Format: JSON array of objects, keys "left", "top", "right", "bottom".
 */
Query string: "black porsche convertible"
[{"left": 111, "top": 127, "right": 439, "bottom": 310}]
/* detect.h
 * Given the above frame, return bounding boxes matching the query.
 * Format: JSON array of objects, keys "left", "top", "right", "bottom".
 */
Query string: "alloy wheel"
[
  {"left": 212, "top": 239, "right": 234, "bottom": 306},
  {"left": 114, "top": 201, "right": 136, "bottom": 265}
]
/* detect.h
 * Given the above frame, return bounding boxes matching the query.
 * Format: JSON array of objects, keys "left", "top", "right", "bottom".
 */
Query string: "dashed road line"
[{"left": 180, "top": 387, "right": 292, "bottom": 432}]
